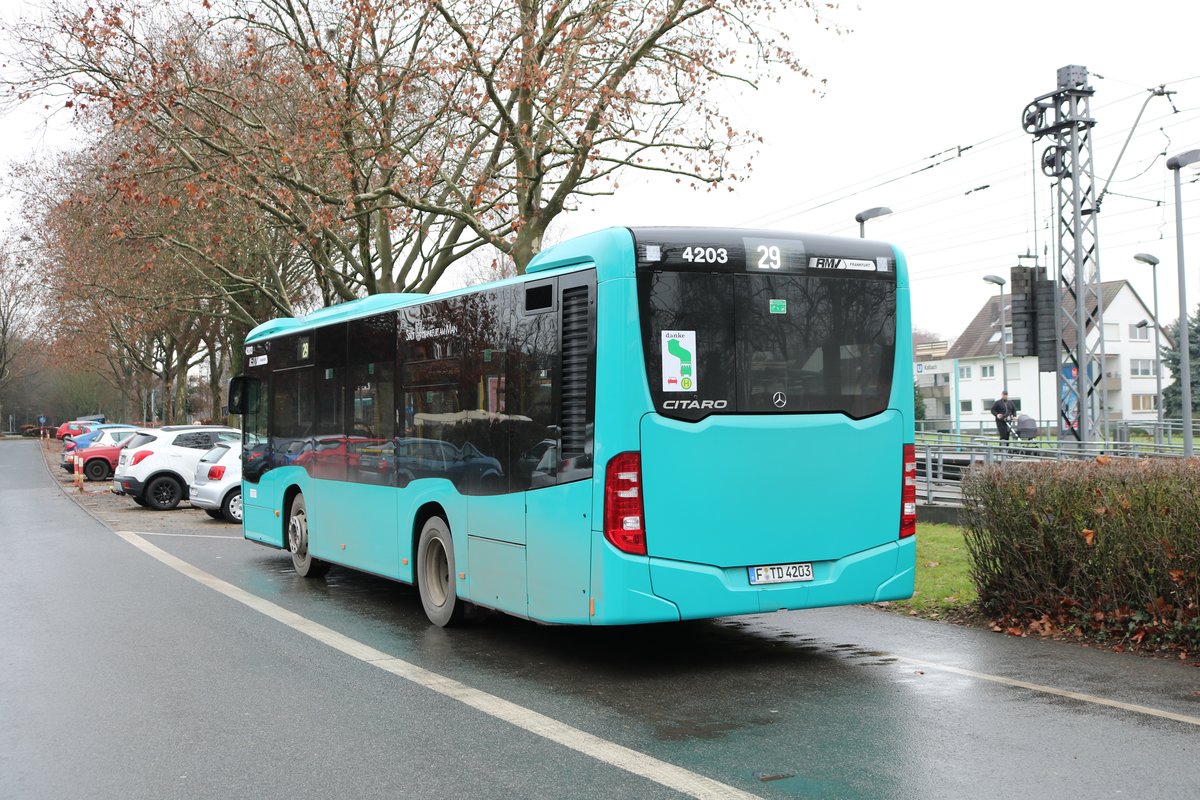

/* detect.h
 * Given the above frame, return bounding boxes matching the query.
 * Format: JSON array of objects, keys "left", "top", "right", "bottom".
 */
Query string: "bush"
[{"left": 962, "top": 458, "right": 1200, "bottom": 653}]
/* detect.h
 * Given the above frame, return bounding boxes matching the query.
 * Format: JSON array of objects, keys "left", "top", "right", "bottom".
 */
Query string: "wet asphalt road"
[{"left": 2, "top": 438, "right": 1198, "bottom": 799}]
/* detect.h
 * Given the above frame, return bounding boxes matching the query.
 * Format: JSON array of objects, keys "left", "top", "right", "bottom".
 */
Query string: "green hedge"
[{"left": 962, "top": 458, "right": 1200, "bottom": 652}]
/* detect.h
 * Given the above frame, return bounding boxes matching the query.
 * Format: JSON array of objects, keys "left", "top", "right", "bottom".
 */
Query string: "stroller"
[{"left": 1004, "top": 413, "right": 1038, "bottom": 442}]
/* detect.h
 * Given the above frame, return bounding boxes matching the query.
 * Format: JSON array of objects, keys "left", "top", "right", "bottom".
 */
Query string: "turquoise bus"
[{"left": 228, "top": 227, "right": 916, "bottom": 626}]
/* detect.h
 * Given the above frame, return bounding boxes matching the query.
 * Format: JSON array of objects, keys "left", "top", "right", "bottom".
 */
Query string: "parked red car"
[
  {"left": 55, "top": 421, "right": 96, "bottom": 440},
  {"left": 66, "top": 440, "right": 130, "bottom": 482}
]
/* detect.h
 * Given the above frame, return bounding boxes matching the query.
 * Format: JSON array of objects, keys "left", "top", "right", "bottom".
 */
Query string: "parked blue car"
[
  {"left": 66, "top": 423, "right": 138, "bottom": 452},
  {"left": 61, "top": 424, "right": 139, "bottom": 473}
]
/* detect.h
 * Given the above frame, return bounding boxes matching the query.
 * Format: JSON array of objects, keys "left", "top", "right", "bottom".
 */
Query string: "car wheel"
[
  {"left": 287, "top": 494, "right": 327, "bottom": 578},
  {"left": 132, "top": 495, "right": 148, "bottom": 507},
  {"left": 84, "top": 459, "right": 110, "bottom": 481},
  {"left": 144, "top": 476, "right": 183, "bottom": 511},
  {"left": 416, "top": 516, "right": 464, "bottom": 627},
  {"left": 221, "top": 487, "right": 243, "bottom": 524},
  {"left": 204, "top": 508, "right": 223, "bottom": 519}
]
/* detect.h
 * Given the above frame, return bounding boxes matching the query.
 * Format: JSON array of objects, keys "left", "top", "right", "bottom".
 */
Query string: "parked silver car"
[{"left": 189, "top": 443, "right": 242, "bottom": 523}]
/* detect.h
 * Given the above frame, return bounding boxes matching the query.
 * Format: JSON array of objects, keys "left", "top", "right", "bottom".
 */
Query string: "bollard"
[{"left": 74, "top": 454, "right": 84, "bottom": 493}]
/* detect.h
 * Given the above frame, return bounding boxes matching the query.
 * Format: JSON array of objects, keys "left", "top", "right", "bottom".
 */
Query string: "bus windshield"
[{"left": 639, "top": 269, "right": 896, "bottom": 421}]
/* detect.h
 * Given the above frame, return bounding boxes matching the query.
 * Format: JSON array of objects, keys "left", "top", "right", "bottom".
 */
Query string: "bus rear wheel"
[
  {"left": 287, "top": 494, "right": 328, "bottom": 578},
  {"left": 417, "top": 516, "right": 464, "bottom": 627}
]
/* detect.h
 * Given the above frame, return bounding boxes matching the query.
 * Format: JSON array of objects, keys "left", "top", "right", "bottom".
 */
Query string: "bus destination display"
[{"left": 638, "top": 231, "right": 890, "bottom": 273}]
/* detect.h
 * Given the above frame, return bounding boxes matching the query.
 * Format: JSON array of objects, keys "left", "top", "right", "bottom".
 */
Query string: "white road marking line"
[
  {"left": 132, "top": 531, "right": 244, "bottom": 540},
  {"left": 893, "top": 654, "right": 1200, "bottom": 727},
  {"left": 115, "top": 531, "right": 761, "bottom": 800}
]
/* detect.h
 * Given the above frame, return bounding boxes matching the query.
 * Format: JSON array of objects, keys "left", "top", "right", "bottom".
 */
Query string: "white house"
[{"left": 918, "top": 280, "right": 1172, "bottom": 432}]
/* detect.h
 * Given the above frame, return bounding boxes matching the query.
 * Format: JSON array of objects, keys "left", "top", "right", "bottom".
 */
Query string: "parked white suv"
[{"left": 113, "top": 425, "right": 241, "bottom": 510}]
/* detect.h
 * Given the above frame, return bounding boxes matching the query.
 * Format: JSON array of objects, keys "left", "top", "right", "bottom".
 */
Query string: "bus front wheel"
[
  {"left": 288, "top": 494, "right": 328, "bottom": 578},
  {"left": 417, "top": 516, "right": 464, "bottom": 627}
]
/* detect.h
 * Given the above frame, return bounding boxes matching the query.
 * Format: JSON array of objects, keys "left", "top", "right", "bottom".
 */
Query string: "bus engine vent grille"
[{"left": 561, "top": 286, "right": 590, "bottom": 457}]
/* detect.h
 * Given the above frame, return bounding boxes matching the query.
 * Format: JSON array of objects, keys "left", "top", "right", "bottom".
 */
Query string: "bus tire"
[
  {"left": 287, "top": 493, "right": 328, "bottom": 578},
  {"left": 417, "top": 516, "right": 464, "bottom": 627}
]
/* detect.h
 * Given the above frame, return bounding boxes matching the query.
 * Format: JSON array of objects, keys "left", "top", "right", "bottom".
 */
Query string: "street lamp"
[
  {"left": 1134, "top": 253, "right": 1163, "bottom": 444},
  {"left": 855, "top": 206, "right": 892, "bottom": 238},
  {"left": 1167, "top": 149, "right": 1200, "bottom": 456},
  {"left": 983, "top": 274, "right": 1008, "bottom": 390}
]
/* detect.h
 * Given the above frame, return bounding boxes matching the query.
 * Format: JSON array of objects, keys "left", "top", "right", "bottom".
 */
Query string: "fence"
[{"left": 914, "top": 421, "right": 1191, "bottom": 509}]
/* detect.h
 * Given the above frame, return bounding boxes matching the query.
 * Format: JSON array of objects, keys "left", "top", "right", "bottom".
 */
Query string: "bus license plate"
[{"left": 748, "top": 562, "right": 814, "bottom": 585}]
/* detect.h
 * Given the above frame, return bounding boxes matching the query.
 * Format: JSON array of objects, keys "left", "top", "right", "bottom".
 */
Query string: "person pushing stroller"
[{"left": 991, "top": 391, "right": 1017, "bottom": 441}]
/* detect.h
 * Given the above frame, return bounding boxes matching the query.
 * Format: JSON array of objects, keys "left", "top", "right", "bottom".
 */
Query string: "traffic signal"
[{"left": 1010, "top": 264, "right": 1058, "bottom": 370}]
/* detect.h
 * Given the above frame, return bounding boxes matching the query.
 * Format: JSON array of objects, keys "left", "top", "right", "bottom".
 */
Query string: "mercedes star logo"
[{"left": 772, "top": 392, "right": 787, "bottom": 408}]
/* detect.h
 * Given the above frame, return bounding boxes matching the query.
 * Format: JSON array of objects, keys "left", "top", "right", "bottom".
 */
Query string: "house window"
[
  {"left": 960, "top": 400, "right": 973, "bottom": 413},
  {"left": 1104, "top": 323, "right": 1120, "bottom": 342},
  {"left": 1007, "top": 361, "right": 1021, "bottom": 381},
  {"left": 959, "top": 366, "right": 973, "bottom": 380},
  {"left": 1131, "top": 394, "right": 1158, "bottom": 412},
  {"left": 1130, "top": 359, "right": 1154, "bottom": 377},
  {"left": 980, "top": 365, "right": 996, "bottom": 379},
  {"left": 1129, "top": 324, "right": 1150, "bottom": 341}
]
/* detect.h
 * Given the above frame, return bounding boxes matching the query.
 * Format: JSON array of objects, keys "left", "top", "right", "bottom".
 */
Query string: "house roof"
[{"left": 943, "top": 279, "right": 1168, "bottom": 361}]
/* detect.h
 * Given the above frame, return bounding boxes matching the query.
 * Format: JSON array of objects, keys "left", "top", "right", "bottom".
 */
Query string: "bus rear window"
[{"left": 639, "top": 270, "right": 896, "bottom": 421}]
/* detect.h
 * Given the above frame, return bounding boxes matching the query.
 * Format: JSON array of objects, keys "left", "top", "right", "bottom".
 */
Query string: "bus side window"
[
  {"left": 270, "top": 366, "right": 314, "bottom": 469},
  {"left": 348, "top": 313, "right": 396, "bottom": 486},
  {"left": 313, "top": 323, "right": 348, "bottom": 482},
  {"left": 400, "top": 298, "right": 465, "bottom": 487},
  {"left": 237, "top": 376, "right": 271, "bottom": 483},
  {"left": 509, "top": 297, "right": 558, "bottom": 491}
]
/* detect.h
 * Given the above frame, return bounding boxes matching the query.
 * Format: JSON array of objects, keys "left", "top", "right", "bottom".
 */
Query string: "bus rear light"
[
  {"left": 604, "top": 452, "right": 646, "bottom": 556},
  {"left": 131, "top": 450, "right": 154, "bottom": 466},
  {"left": 901, "top": 444, "right": 917, "bottom": 538},
  {"left": 207, "top": 465, "right": 226, "bottom": 480}
]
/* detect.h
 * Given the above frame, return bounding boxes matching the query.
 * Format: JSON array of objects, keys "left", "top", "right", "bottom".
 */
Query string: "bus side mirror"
[{"left": 228, "top": 376, "right": 251, "bottom": 416}]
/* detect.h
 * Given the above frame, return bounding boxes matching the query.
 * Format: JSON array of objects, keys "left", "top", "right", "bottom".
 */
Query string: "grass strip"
[{"left": 891, "top": 522, "right": 978, "bottom": 619}]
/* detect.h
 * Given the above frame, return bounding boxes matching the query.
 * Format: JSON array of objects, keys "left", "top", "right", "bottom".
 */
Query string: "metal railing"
[{"left": 913, "top": 422, "right": 1192, "bottom": 508}]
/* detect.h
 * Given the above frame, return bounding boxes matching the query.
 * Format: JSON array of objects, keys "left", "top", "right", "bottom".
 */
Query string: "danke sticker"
[{"left": 662, "top": 331, "right": 697, "bottom": 392}]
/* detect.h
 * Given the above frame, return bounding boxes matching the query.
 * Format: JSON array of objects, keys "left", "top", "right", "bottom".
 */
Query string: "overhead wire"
[
  {"left": 718, "top": 71, "right": 1200, "bottom": 320},
  {"left": 739, "top": 78, "right": 1200, "bottom": 243}
]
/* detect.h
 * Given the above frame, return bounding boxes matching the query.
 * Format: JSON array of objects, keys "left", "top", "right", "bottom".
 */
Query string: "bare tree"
[
  {"left": 0, "top": 241, "right": 43, "bottom": 427},
  {"left": 5, "top": 0, "right": 837, "bottom": 302}
]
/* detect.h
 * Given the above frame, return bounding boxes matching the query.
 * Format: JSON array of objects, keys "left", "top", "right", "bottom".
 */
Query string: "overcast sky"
[
  {"left": 4, "top": 0, "right": 1200, "bottom": 342},
  {"left": 573, "top": 0, "right": 1200, "bottom": 342}
]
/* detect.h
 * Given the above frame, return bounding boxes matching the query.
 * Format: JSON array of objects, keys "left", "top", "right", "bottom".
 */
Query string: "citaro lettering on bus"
[{"left": 662, "top": 399, "right": 728, "bottom": 410}]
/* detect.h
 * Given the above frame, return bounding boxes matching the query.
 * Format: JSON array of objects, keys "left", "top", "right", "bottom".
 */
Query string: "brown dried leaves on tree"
[{"left": 4, "top": 0, "right": 838, "bottom": 317}]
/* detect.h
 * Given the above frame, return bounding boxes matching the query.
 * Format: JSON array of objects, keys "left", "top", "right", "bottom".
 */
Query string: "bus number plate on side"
[{"left": 748, "top": 562, "right": 814, "bottom": 585}]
